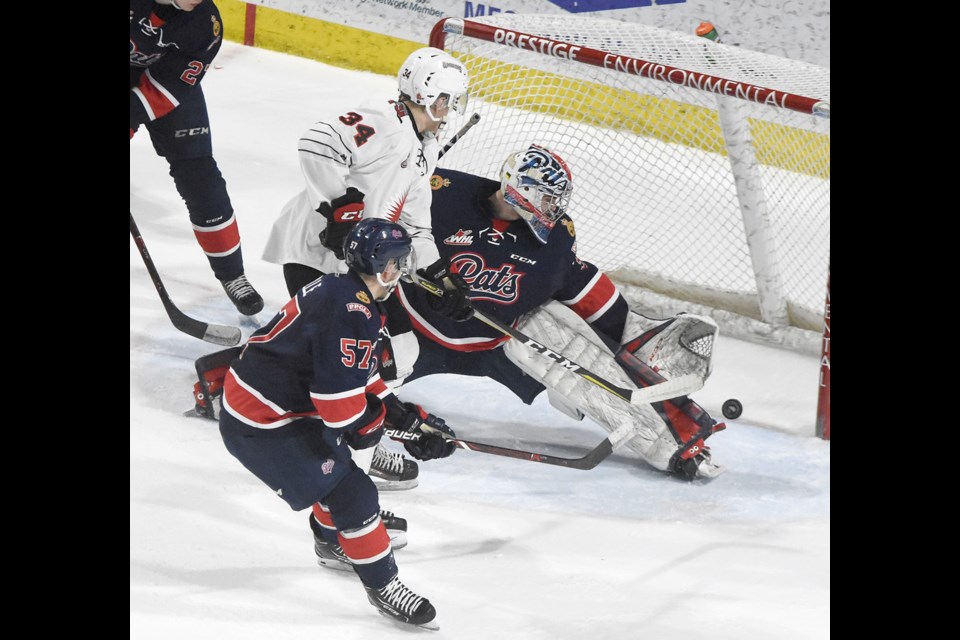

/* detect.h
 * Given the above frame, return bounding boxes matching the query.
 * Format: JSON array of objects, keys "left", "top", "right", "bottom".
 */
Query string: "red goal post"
[{"left": 430, "top": 14, "right": 830, "bottom": 439}]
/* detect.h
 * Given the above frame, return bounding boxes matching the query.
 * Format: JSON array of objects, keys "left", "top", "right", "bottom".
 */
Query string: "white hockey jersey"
[{"left": 262, "top": 98, "right": 441, "bottom": 275}]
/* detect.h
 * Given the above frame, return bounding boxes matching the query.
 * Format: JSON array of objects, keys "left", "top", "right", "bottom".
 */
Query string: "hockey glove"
[
  {"left": 318, "top": 187, "right": 365, "bottom": 260},
  {"left": 343, "top": 393, "right": 386, "bottom": 450},
  {"left": 417, "top": 257, "right": 474, "bottom": 322},
  {"left": 384, "top": 401, "right": 457, "bottom": 461}
]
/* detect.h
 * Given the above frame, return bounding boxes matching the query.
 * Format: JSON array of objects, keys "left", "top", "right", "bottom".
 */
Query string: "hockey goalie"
[{"left": 380, "top": 146, "right": 727, "bottom": 480}]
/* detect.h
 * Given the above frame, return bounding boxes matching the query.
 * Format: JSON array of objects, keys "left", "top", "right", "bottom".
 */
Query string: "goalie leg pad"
[
  {"left": 546, "top": 388, "right": 584, "bottom": 421},
  {"left": 504, "top": 303, "right": 682, "bottom": 472},
  {"left": 621, "top": 311, "right": 718, "bottom": 382}
]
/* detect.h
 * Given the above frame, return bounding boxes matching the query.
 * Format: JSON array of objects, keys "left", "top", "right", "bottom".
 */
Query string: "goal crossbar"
[{"left": 432, "top": 18, "right": 830, "bottom": 118}]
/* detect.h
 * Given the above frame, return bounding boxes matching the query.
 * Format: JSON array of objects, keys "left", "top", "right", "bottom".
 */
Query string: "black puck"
[{"left": 722, "top": 398, "right": 743, "bottom": 419}]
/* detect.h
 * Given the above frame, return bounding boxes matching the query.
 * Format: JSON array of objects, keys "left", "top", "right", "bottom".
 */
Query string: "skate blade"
[
  {"left": 375, "top": 608, "right": 439, "bottom": 631},
  {"left": 315, "top": 557, "right": 353, "bottom": 572},
  {"left": 697, "top": 461, "right": 726, "bottom": 480},
  {"left": 388, "top": 531, "right": 408, "bottom": 550},
  {"left": 372, "top": 478, "right": 419, "bottom": 491},
  {"left": 182, "top": 407, "right": 217, "bottom": 421}
]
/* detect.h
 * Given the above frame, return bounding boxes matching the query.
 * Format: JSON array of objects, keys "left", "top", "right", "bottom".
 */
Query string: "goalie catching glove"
[
  {"left": 384, "top": 401, "right": 458, "bottom": 461},
  {"left": 317, "top": 187, "right": 365, "bottom": 260},
  {"left": 417, "top": 257, "right": 474, "bottom": 322}
]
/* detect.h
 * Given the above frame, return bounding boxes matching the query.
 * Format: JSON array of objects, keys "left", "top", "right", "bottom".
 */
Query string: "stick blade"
[
  {"left": 201, "top": 323, "right": 242, "bottom": 346},
  {"left": 169, "top": 308, "right": 242, "bottom": 346}
]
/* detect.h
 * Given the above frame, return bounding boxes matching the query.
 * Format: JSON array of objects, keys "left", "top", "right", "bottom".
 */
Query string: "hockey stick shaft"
[
  {"left": 438, "top": 113, "right": 481, "bottom": 159},
  {"left": 388, "top": 421, "right": 635, "bottom": 471},
  {"left": 412, "top": 275, "right": 702, "bottom": 405},
  {"left": 130, "top": 212, "right": 242, "bottom": 346}
]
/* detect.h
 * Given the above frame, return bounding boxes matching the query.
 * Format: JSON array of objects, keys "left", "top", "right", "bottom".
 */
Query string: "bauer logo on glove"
[
  {"left": 385, "top": 401, "right": 458, "bottom": 461},
  {"left": 384, "top": 428, "right": 422, "bottom": 442}
]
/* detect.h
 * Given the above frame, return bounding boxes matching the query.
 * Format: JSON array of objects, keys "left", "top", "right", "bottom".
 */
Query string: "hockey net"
[{"left": 430, "top": 15, "right": 830, "bottom": 359}]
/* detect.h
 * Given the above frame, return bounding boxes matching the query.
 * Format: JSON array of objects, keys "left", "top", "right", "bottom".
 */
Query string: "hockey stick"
[
  {"left": 130, "top": 212, "right": 242, "bottom": 346},
  {"left": 438, "top": 113, "right": 481, "bottom": 159},
  {"left": 412, "top": 275, "right": 702, "bottom": 405},
  {"left": 387, "top": 421, "right": 634, "bottom": 471}
]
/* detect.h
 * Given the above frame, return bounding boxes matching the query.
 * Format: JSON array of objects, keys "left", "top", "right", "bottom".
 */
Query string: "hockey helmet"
[
  {"left": 343, "top": 218, "right": 413, "bottom": 298},
  {"left": 500, "top": 144, "right": 574, "bottom": 244},
  {"left": 398, "top": 47, "right": 469, "bottom": 122}
]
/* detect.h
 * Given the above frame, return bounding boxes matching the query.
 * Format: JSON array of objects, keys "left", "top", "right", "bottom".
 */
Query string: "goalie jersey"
[
  {"left": 222, "top": 271, "right": 393, "bottom": 430},
  {"left": 395, "top": 169, "right": 630, "bottom": 351}
]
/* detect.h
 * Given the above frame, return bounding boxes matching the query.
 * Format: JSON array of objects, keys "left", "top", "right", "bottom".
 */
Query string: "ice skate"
[
  {"left": 365, "top": 575, "right": 438, "bottom": 630},
  {"left": 220, "top": 273, "right": 264, "bottom": 316},
  {"left": 369, "top": 443, "right": 419, "bottom": 491}
]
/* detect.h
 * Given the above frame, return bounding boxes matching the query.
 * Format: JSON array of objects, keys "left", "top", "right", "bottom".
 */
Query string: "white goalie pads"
[{"left": 504, "top": 302, "right": 718, "bottom": 473}]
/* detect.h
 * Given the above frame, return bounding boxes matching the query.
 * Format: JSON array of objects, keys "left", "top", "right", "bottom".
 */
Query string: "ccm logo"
[
  {"left": 338, "top": 210, "right": 363, "bottom": 221},
  {"left": 510, "top": 253, "right": 536, "bottom": 264},
  {"left": 174, "top": 127, "right": 210, "bottom": 137}
]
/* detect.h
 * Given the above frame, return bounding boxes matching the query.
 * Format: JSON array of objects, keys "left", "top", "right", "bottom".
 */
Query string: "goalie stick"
[
  {"left": 412, "top": 275, "right": 703, "bottom": 405},
  {"left": 438, "top": 113, "right": 481, "bottom": 159},
  {"left": 130, "top": 212, "right": 242, "bottom": 347}
]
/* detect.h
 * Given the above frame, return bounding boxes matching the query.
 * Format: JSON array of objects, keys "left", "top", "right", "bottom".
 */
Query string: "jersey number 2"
[
  {"left": 180, "top": 61, "right": 208, "bottom": 86},
  {"left": 338, "top": 112, "right": 376, "bottom": 147}
]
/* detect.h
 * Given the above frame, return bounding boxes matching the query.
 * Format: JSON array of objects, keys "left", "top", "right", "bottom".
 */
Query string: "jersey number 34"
[{"left": 339, "top": 112, "right": 376, "bottom": 147}]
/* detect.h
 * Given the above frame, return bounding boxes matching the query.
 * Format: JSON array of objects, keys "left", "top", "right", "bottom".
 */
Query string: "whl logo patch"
[{"left": 444, "top": 229, "right": 474, "bottom": 245}]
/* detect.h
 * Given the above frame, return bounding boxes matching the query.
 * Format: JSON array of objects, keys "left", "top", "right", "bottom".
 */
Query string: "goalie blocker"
[{"left": 504, "top": 302, "right": 726, "bottom": 480}]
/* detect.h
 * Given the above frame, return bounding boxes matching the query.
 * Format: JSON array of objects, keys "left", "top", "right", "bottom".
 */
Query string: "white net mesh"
[{"left": 434, "top": 15, "right": 829, "bottom": 336}]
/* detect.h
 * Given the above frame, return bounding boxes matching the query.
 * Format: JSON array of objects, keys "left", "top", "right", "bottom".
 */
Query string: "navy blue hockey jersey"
[
  {"left": 396, "top": 169, "right": 629, "bottom": 351},
  {"left": 129, "top": 0, "right": 223, "bottom": 128},
  {"left": 222, "top": 271, "right": 393, "bottom": 430}
]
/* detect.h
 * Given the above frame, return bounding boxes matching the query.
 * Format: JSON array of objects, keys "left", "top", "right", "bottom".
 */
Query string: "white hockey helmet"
[
  {"left": 500, "top": 145, "right": 574, "bottom": 244},
  {"left": 397, "top": 47, "right": 469, "bottom": 123}
]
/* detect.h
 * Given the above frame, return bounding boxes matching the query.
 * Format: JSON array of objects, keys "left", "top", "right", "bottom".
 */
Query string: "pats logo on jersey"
[
  {"left": 561, "top": 218, "right": 576, "bottom": 237},
  {"left": 430, "top": 175, "right": 451, "bottom": 190},
  {"left": 356, "top": 291, "right": 371, "bottom": 304},
  {"left": 444, "top": 229, "right": 474, "bottom": 245},
  {"left": 347, "top": 302, "right": 372, "bottom": 319},
  {"left": 452, "top": 254, "right": 524, "bottom": 303}
]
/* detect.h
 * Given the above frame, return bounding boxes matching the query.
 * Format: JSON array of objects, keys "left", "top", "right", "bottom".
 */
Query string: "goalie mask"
[
  {"left": 500, "top": 144, "right": 574, "bottom": 244},
  {"left": 343, "top": 218, "right": 413, "bottom": 300},
  {"left": 398, "top": 47, "right": 469, "bottom": 123}
]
